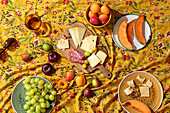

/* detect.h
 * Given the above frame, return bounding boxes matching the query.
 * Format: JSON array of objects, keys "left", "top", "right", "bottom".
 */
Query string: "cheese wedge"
[
  {"left": 69, "top": 28, "right": 78, "bottom": 48},
  {"left": 88, "top": 53, "right": 100, "bottom": 67},
  {"left": 140, "top": 86, "right": 149, "bottom": 97},
  {"left": 127, "top": 80, "right": 135, "bottom": 88},
  {"left": 96, "top": 50, "right": 107, "bottom": 64},
  {"left": 136, "top": 75, "right": 145, "bottom": 83},
  {"left": 76, "top": 27, "right": 86, "bottom": 46},
  {"left": 145, "top": 80, "right": 153, "bottom": 88},
  {"left": 124, "top": 87, "right": 133, "bottom": 95},
  {"left": 57, "top": 38, "right": 69, "bottom": 50}
]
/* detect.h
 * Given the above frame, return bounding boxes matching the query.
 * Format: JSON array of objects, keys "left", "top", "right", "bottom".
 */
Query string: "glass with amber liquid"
[{"left": 25, "top": 14, "right": 52, "bottom": 37}]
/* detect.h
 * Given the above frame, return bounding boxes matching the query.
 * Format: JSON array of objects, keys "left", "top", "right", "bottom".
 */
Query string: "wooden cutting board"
[{"left": 56, "top": 22, "right": 112, "bottom": 79}]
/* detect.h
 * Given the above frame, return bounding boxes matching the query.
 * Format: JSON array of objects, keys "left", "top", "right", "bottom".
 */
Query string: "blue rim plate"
[
  {"left": 11, "top": 76, "right": 55, "bottom": 113},
  {"left": 112, "top": 14, "right": 151, "bottom": 51}
]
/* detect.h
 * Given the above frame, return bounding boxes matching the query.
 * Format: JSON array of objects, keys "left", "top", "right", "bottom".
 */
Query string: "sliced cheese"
[
  {"left": 96, "top": 50, "right": 107, "bottom": 64},
  {"left": 139, "top": 86, "right": 149, "bottom": 97},
  {"left": 88, "top": 53, "right": 100, "bottom": 67},
  {"left": 127, "top": 80, "right": 135, "bottom": 88},
  {"left": 124, "top": 87, "right": 133, "bottom": 95},
  {"left": 68, "top": 28, "right": 78, "bottom": 48},
  {"left": 136, "top": 75, "right": 145, "bottom": 83},
  {"left": 80, "top": 35, "right": 97, "bottom": 53},
  {"left": 145, "top": 80, "right": 153, "bottom": 88},
  {"left": 76, "top": 27, "right": 86, "bottom": 46},
  {"left": 57, "top": 38, "right": 69, "bottom": 50}
]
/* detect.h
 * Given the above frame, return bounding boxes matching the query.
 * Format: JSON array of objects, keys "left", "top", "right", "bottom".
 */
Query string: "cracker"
[{"left": 140, "top": 86, "right": 149, "bottom": 97}]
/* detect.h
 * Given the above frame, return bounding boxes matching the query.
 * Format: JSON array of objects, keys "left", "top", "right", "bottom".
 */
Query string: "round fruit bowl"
[
  {"left": 11, "top": 76, "right": 56, "bottom": 113},
  {"left": 85, "top": 2, "right": 112, "bottom": 28}
]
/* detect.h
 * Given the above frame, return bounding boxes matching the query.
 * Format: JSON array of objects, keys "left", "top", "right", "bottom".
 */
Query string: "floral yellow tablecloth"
[{"left": 0, "top": 0, "right": 169, "bottom": 113}]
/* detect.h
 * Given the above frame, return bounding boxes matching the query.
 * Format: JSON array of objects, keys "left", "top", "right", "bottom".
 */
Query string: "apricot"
[
  {"left": 90, "top": 3, "right": 100, "bottom": 13},
  {"left": 101, "top": 4, "right": 110, "bottom": 15},
  {"left": 99, "top": 14, "right": 109, "bottom": 24},
  {"left": 98, "top": 12, "right": 103, "bottom": 16},
  {"left": 75, "top": 75, "right": 86, "bottom": 87},
  {"left": 88, "top": 11, "right": 97, "bottom": 18},
  {"left": 58, "top": 79, "right": 68, "bottom": 89}
]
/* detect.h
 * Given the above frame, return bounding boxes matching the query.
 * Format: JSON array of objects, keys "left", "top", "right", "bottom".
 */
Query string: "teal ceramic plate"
[
  {"left": 112, "top": 14, "right": 151, "bottom": 51},
  {"left": 11, "top": 76, "right": 55, "bottom": 113}
]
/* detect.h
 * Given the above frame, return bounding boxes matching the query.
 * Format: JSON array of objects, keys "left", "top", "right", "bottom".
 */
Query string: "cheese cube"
[
  {"left": 145, "top": 80, "right": 153, "bottom": 88},
  {"left": 140, "top": 86, "right": 149, "bottom": 97},
  {"left": 88, "top": 53, "right": 100, "bottom": 67},
  {"left": 124, "top": 87, "right": 133, "bottom": 95},
  {"left": 136, "top": 75, "right": 145, "bottom": 83},
  {"left": 127, "top": 80, "right": 135, "bottom": 88},
  {"left": 96, "top": 50, "right": 107, "bottom": 64},
  {"left": 57, "top": 38, "right": 69, "bottom": 50}
]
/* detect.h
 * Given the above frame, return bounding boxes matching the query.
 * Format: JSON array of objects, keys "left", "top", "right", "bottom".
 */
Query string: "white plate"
[{"left": 112, "top": 14, "right": 151, "bottom": 51}]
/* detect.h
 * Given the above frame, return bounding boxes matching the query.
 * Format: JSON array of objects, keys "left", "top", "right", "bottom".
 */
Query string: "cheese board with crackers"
[{"left": 56, "top": 22, "right": 112, "bottom": 79}]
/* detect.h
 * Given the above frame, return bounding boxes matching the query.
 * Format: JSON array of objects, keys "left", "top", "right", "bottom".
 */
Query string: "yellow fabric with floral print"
[{"left": 0, "top": 0, "right": 169, "bottom": 113}]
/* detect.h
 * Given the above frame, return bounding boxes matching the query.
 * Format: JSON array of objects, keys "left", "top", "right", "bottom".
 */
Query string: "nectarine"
[
  {"left": 99, "top": 14, "right": 109, "bottom": 24},
  {"left": 65, "top": 72, "right": 74, "bottom": 82},
  {"left": 90, "top": 3, "right": 100, "bottom": 13},
  {"left": 90, "top": 16, "right": 100, "bottom": 25},
  {"left": 101, "top": 4, "right": 110, "bottom": 15}
]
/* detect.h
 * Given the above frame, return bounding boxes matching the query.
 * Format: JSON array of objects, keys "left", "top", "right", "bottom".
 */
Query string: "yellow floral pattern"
[{"left": 0, "top": 0, "right": 169, "bottom": 113}]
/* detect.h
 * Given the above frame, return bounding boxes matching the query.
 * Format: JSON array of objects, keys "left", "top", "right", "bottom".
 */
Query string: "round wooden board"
[{"left": 118, "top": 71, "right": 163, "bottom": 112}]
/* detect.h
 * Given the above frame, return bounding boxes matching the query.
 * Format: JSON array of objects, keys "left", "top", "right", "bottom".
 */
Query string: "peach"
[
  {"left": 90, "top": 16, "right": 100, "bottom": 25},
  {"left": 99, "top": 14, "right": 109, "bottom": 24},
  {"left": 65, "top": 72, "right": 75, "bottom": 82},
  {"left": 90, "top": 3, "right": 100, "bottom": 13},
  {"left": 101, "top": 4, "right": 110, "bottom": 15},
  {"left": 75, "top": 75, "right": 86, "bottom": 87},
  {"left": 98, "top": 12, "right": 103, "bottom": 16},
  {"left": 88, "top": 11, "right": 97, "bottom": 18}
]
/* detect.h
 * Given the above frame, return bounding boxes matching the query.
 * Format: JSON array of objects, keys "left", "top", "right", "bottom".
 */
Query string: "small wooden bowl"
[{"left": 85, "top": 2, "right": 112, "bottom": 28}]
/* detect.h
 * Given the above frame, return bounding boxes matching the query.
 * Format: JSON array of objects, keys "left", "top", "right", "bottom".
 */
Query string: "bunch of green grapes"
[{"left": 22, "top": 77, "right": 56, "bottom": 113}]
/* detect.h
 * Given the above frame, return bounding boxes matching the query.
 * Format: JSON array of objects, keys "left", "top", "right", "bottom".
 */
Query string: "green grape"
[
  {"left": 26, "top": 91, "right": 30, "bottom": 96},
  {"left": 30, "top": 78, "right": 35, "bottom": 84},
  {"left": 24, "top": 84, "right": 29, "bottom": 88},
  {"left": 82, "top": 64, "right": 87, "bottom": 68},
  {"left": 84, "top": 51, "right": 90, "bottom": 56},
  {"left": 23, "top": 80, "right": 27, "bottom": 84},
  {"left": 45, "top": 94, "right": 49, "bottom": 100},
  {"left": 48, "top": 84, "right": 53, "bottom": 89},
  {"left": 35, "top": 92, "right": 40, "bottom": 96},
  {"left": 34, "top": 103, "right": 39, "bottom": 107},
  {"left": 41, "top": 103, "right": 46, "bottom": 108},
  {"left": 31, "top": 99, "right": 36, "bottom": 104},
  {"left": 25, "top": 77, "right": 31, "bottom": 83},
  {"left": 38, "top": 80, "right": 45, "bottom": 85},
  {"left": 30, "top": 89, "right": 35, "bottom": 95},
  {"left": 27, "top": 109, "right": 32, "bottom": 113},
  {"left": 25, "top": 96, "right": 31, "bottom": 100},
  {"left": 24, "top": 104, "right": 29, "bottom": 109},
  {"left": 31, "top": 83, "right": 37, "bottom": 88},
  {"left": 41, "top": 91, "right": 46, "bottom": 97},
  {"left": 34, "top": 95, "right": 38, "bottom": 100},
  {"left": 35, "top": 110, "right": 40, "bottom": 113},
  {"left": 26, "top": 100, "right": 31, "bottom": 105},
  {"left": 35, "top": 78, "right": 39, "bottom": 83},
  {"left": 39, "top": 98, "right": 45, "bottom": 103},
  {"left": 49, "top": 95, "right": 54, "bottom": 101},
  {"left": 44, "top": 83, "right": 48, "bottom": 88},
  {"left": 30, "top": 106, "right": 35, "bottom": 111},
  {"left": 36, "top": 105, "right": 41, "bottom": 110},
  {"left": 45, "top": 101, "right": 50, "bottom": 108},
  {"left": 51, "top": 90, "right": 57, "bottom": 95},
  {"left": 41, "top": 108, "right": 46, "bottom": 113},
  {"left": 38, "top": 85, "right": 43, "bottom": 89},
  {"left": 26, "top": 85, "right": 32, "bottom": 90},
  {"left": 84, "top": 60, "right": 89, "bottom": 64},
  {"left": 33, "top": 88, "right": 38, "bottom": 92}
]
